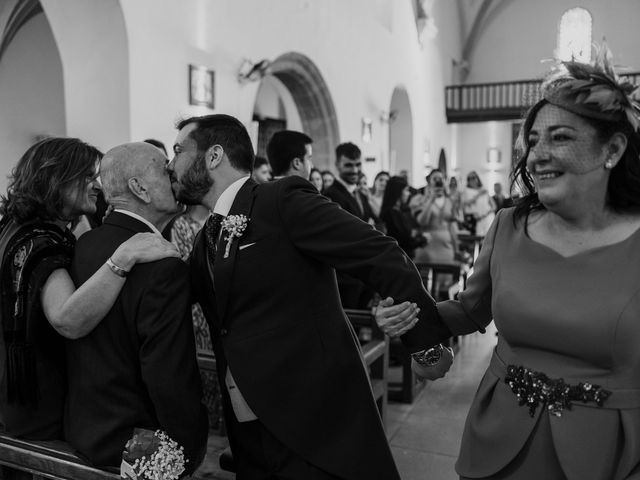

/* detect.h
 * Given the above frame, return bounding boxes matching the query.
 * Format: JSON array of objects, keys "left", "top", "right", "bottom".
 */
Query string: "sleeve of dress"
[{"left": 436, "top": 208, "right": 506, "bottom": 335}]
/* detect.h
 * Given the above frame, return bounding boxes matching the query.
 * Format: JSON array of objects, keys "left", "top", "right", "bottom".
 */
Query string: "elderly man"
[
  {"left": 168, "top": 114, "right": 452, "bottom": 480},
  {"left": 64, "top": 143, "right": 208, "bottom": 473}
]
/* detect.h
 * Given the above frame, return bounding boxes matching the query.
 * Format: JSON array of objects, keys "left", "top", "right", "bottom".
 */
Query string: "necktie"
[
  {"left": 353, "top": 190, "right": 364, "bottom": 217},
  {"left": 205, "top": 213, "right": 225, "bottom": 267}
]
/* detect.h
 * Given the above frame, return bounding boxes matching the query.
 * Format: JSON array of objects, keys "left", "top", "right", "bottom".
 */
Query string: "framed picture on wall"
[{"left": 189, "top": 64, "right": 215, "bottom": 109}]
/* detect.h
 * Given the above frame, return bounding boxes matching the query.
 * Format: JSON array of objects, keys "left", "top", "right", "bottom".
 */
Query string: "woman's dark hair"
[
  {"left": 0, "top": 137, "right": 102, "bottom": 223},
  {"left": 511, "top": 98, "right": 640, "bottom": 222},
  {"left": 380, "top": 176, "right": 408, "bottom": 219},
  {"left": 372, "top": 171, "right": 390, "bottom": 195},
  {"left": 466, "top": 170, "right": 482, "bottom": 188}
]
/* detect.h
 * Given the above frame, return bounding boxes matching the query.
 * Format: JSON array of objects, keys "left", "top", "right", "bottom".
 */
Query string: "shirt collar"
[
  {"left": 113, "top": 209, "right": 163, "bottom": 235},
  {"left": 336, "top": 175, "right": 357, "bottom": 194},
  {"left": 213, "top": 176, "right": 250, "bottom": 216}
]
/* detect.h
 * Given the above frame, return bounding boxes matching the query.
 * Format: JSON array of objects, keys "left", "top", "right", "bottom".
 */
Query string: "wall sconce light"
[
  {"left": 361, "top": 117, "right": 373, "bottom": 143},
  {"left": 237, "top": 58, "right": 272, "bottom": 84},
  {"left": 380, "top": 110, "right": 398, "bottom": 124}
]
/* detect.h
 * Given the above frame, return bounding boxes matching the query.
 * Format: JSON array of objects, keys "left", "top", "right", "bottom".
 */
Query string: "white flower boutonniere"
[{"left": 221, "top": 214, "right": 249, "bottom": 258}]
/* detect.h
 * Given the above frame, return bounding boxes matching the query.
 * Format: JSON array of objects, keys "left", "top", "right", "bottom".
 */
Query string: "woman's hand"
[
  {"left": 111, "top": 233, "right": 180, "bottom": 270},
  {"left": 374, "top": 297, "right": 420, "bottom": 338}
]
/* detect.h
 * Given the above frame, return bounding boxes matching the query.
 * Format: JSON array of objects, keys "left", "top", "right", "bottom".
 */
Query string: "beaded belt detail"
[{"left": 504, "top": 365, "right": 612, "bottom": 417}]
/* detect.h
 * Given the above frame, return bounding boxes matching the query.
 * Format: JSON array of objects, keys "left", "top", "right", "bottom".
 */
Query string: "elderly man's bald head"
[{"left": 100, "top": 142, "right": 167, "bottom": 202}]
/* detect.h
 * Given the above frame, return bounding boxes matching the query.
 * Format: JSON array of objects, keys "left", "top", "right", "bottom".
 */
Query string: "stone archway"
[
  {"left": 0, "top": 1, "right": 65, "bottom": 193},
  {"left": 266, "top": 52, "right": 340, "bottom": 169},
  {"left": 0, "top": 0, "right": 130, "bottom": 154}
]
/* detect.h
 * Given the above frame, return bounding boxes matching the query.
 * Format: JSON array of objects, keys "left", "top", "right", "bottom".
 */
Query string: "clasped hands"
[{"left": 373, "top": 297, "right": 454, "bottom": 380}]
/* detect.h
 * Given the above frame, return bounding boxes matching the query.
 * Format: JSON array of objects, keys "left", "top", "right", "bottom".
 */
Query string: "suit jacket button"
[{"left": 220, "top": 328, "right": 228, "bottom": 336}]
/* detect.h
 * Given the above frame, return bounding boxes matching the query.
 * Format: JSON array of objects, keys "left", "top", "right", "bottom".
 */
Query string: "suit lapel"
[{"left": 213, "top": 178, "right": 257, "bottom": 323}]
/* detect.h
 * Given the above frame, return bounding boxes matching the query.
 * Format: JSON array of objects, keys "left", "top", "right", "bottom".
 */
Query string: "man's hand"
[
  {"left": 374, "top": 297, "right": 420, "bottom": 338},
  {"left": 411, "top": 346, "right": 454, "bottom": 380}
]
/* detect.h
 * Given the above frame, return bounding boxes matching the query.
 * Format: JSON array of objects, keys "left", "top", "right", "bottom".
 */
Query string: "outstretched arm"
[{"left": 41, "top": 233, "right": 179, "bottom": 339}]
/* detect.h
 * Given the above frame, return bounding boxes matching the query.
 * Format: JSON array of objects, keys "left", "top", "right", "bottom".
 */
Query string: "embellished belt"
[
  {"left": 488, "top": 349, "right": 640, "bottom": 415},
  {"left": 504, "top": 365, "right": 611, "bottom": 417}
]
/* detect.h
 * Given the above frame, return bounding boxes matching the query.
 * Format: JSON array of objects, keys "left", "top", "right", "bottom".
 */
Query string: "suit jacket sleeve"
[
  {"left": 275, "top": 176, "right": 452, "bottom": 351},
  {"left": 436, "top": 207, "right": 503, "bottom": 335},
  {"left": 136, "top": 258, "right": 208, "bottom": 473}
]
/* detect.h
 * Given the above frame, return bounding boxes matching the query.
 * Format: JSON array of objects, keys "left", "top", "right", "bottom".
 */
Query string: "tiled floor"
[
  {"left": 195, "top": 325, "right": 497, "bottom": 479},
  {"left": 387, "top": 325, "right": 497, "bottom": 480}
]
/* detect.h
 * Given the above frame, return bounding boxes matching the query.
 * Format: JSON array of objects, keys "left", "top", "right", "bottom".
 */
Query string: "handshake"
[{"left": 373, "top": 297, "right": 454, "bottom": 380}]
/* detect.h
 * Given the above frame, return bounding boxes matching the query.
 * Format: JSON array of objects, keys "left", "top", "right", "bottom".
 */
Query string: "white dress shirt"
[{"left": 211, "top": 176, "right": 257, "bottom": 422}]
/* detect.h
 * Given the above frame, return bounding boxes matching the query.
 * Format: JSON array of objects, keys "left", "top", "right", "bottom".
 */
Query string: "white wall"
[
  {"left": 466, "top": 0, "right": 640, "bottom": 83},
  {"left": 455, "top": 121, "right": 514, "bottom": 194},
  {"left": 0, "top": 13, "right": 65, "bottom": 194},
  {"left": 40, "top": 0, "right": 130, "bottom": 151},
  {"left": 116, "top": 0, "right": 457, "bottom": 180}
]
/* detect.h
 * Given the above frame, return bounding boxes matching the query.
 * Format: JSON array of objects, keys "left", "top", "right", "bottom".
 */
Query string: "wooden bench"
[
  {"left": 388, "top": 262, "right": 468, "bottom": 404},
  {"left": 0, "top": 434, "right": 119, "bottom": 480},
  {"left": 217, "top": 309, "right": 390, "bottom": 474}
]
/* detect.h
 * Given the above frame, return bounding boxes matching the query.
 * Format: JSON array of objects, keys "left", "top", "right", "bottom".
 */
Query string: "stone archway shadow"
[{"left": 268, "top": 52, "right": 340, "bottom": 169}]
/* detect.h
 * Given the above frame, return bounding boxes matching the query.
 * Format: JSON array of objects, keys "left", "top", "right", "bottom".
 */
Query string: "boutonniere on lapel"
[{"left": 221, "top": 215, "right": 249, "bottom": 258}]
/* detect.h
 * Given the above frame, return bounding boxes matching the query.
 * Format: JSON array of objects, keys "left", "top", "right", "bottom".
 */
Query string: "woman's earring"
[{"left": 605, "top": 159, "right": 613, "bottom": 169}]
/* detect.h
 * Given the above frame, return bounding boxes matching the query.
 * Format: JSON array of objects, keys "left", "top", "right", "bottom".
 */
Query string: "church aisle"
[{"left": 388, "top": 325, "right": 498, "bottom": 480}]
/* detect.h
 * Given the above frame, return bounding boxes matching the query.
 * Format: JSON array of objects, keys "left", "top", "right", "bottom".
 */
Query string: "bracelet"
[{"left": 106, "top": 257, "right": 129, "bottom": 278}]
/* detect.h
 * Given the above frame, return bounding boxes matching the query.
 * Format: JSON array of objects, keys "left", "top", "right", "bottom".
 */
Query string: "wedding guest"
[
  {"left": 323, "top": 142, "right": 378, "bottom": 308},
  {"left": 414, "top": 170, "right": 459, "bottom": 263},
  {"left": 492, "top": 182, "right": 513, "bottom": 212},
  {"left": 448, "top": 176, "right": 463, "bottom": 221},
  {"left": 377, "top": 48, "right": 640, "bottom": 479},
  {"left": 65, "top": 142, "right": 208, "bottom": 473},
  {"left": 321, "top": 170, "right": 335, "bottom": 190},
  {"left": 266, "top": 130, "right": 313, "bottom": 180},
  {"left": 380, "top": 176, "right": 427, "bottom": 259},
  {"left": 309, "top": 168, "right": 323, "bottom": 192},
  {"left": 369, "top": 171, "right": 390, "bottom": 218},
  {"left": 171, "top": 204, "right": 223, "bottom": 430},
  {"left": 168, "top": 114, "right": 452, "bottom": 480},
  {"left": 0, "top": 138, "right": 177, "bottom": 440},
  {"left": 462, "top": 171, "right": 495, "bottom": 236},
  {"left": 251, "top": 156, "right": 271, "bottom": 184}
]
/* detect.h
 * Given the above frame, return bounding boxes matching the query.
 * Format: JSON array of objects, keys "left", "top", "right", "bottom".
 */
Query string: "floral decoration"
[
  {"left": 221, "top": 214, "right": 249, "bottom": 258},
  {"left": 120, "top": 429, "right": 186, "bottom": 480}
]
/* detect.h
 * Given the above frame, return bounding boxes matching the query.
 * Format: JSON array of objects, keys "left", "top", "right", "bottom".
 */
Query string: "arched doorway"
[
  {"left": 388, "top": 86, "right": 413, "bottom": 182},
  {"left": 252, "top": 52, "right": 339, "bottom": 170},
  {"left": 0, "top": 1, "right": 65, "bottom": 194},
  {"left": 0, "top": 0, "right": 130, "bottom": 178}
]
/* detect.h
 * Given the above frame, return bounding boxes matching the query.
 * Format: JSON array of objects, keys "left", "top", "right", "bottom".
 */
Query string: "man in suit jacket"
[
  {"left": 322, "top": 142, "right": 378, "bottom": 308},
  {"left": 65, "top": 143, "right": 208, "bottom": 473},
  {"left": 168, "top": 114, "right": 452, "bottom": 480},
  {"left": 266, "top": 130, "right": 313, "bottom": 180}
]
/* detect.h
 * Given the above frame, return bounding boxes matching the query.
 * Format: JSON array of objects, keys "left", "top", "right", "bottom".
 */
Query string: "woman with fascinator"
[{"left": 376, "top": 46, "right": 640, "bottom": 479}]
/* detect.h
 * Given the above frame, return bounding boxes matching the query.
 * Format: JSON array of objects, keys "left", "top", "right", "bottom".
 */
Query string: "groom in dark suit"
[
  {"left": 168, "top": 114, "right": 452, "bottom": 480},
  {"left": 65, "top": 143, "right": 208, "bottom": 473}
]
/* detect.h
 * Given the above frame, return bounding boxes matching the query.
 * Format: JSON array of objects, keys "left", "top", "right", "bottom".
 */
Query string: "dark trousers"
[{"left": 225, "top": 408, "right": 342, "bottom": 480}]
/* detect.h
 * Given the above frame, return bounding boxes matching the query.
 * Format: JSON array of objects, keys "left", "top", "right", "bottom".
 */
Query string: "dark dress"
[
  {"left": 381, "top": 207, "right": 426, "bottom": 258},
  {"left": 0, "top": 218, "right": 74, "bottom": 440},
  {"left": 438, "top": 208, "right": 640, "bottom": 479}
]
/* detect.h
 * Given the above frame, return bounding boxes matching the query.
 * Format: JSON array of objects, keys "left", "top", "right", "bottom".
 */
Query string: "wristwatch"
[{"left": 411, "top": 344, "right": 445, "bottom": 367}]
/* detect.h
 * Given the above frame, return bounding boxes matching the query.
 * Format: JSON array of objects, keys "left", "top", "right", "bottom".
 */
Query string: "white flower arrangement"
[
  {"left": 221, "top": 214, "right": 249, "bottom": 258},
  {"left": 121, "top": 429, "right": 186, "bottom": 480}
]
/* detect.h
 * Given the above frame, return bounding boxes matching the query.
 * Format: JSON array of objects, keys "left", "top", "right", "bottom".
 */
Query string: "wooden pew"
[
  {"left": 388, "top": 262, "right": 468, "bottom": 404},
  {"left": 217, "top": 309, "right": 390, "bottom": 474},
  {"left": 0, "top": 435, "right": 119, "bottom": 480}
]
